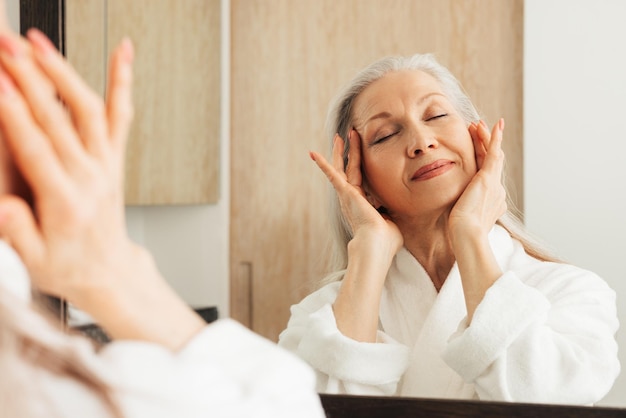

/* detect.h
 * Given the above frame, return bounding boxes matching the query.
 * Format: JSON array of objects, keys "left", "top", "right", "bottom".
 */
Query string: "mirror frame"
[
  {"left": 320, "top": 394, "right": 626, "bottom": 417},
  {"left": 19, "top": 0, "right": 66, "bottom": 323}
]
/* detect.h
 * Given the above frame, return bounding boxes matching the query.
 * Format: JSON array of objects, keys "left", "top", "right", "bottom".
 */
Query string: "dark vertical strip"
[
  {"left": 18, "top": 0, "right": 68, "bottom": 325},
  {"left": 19, "top": 0, "right": 65, "bottom": 53}
]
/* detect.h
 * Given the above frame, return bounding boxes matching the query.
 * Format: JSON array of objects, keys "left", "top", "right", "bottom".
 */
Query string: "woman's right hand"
[
  {"left": 310, "top": 129, "right": 403, "bottom": 256},
  {"left": 311, "top": 130, "right": 402, "bottom": 342}
]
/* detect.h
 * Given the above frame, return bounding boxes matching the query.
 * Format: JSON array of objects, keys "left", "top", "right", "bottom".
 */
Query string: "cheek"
[
  {"left": 466, "top": 148, "right": 478, "bottom": 173},
  {"left": 454, "top": 129, "right": 477, "bottom": 173},
  {"left": 361, "top": 152, "right": 391, "bottom": 192},
  {"left": 361, "top": 150, "right": 406, "bottom": 206},
  {"left": 362, "top": 147, "right": 396, "bottom": 179}
]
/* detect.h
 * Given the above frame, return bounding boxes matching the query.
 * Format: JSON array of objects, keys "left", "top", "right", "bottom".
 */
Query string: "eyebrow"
[{"left": 362, "top": 92, "right": 446, "bottom": 124}]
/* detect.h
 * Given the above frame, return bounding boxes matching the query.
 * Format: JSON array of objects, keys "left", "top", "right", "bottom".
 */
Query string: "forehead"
[{"left": 352, "top": 70, "right": 445, "bottom": 122}]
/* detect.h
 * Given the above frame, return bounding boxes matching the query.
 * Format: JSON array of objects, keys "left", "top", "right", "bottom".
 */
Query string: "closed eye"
[
  {"left": 426, "top": 113, "right": 448, "bottom": 121},
  {"left": 372, "top": 131, "right": 398, "bottom": 145}
]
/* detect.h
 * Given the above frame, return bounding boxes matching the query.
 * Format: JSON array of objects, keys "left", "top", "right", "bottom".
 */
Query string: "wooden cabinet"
[
  {"left": 65, "top": 0, "right": 221, "bottom": 205},
  {"left": 231, "top": 0, "right": 524, "bottom": 342}
]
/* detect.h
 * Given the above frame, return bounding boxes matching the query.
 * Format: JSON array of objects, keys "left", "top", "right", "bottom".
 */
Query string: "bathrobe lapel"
[
  {"left": 378, "top": 225, "right": 515, "bottom": 398},
  {"left": 379, "top": 248, "right": 472, "bottom": 398},
  {"left": 399, "top": 263, "right": 475, "bottom": 398},
  {"left": 379, "top": 248, "right": 438, "bottom": 348}
]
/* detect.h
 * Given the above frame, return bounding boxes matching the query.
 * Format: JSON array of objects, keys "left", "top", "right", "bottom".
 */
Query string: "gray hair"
[{"left": 321, "top": 53, "right": 558, "bottom": 284}]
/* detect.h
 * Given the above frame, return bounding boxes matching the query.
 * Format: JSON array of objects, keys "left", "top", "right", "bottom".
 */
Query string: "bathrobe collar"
[{"left": 379, "top": 224, "right": 515, "bottom": 398}]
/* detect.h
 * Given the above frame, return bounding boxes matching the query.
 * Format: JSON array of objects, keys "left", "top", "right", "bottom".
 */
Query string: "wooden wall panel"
[
  {"left": 66, "top": 0, "right": 105, "bottom": 95},
  {"left": 231, "top": 0, "right": 524, "bottom": 342},
  {"left": 66, "top": 0, "right": 221, "bottom": 205}
]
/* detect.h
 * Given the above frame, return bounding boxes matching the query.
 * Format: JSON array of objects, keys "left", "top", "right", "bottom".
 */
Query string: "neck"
[{"left": 393, "top": 210, "right": 455, "bottom": 292}]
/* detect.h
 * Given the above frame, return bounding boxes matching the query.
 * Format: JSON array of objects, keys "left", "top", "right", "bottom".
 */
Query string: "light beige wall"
[{"left": 65, "top": 0, "right": 221, "bottom": 205}]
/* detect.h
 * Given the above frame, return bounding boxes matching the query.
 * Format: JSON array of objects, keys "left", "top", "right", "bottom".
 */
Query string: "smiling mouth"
[{"left": 411, "top": 160, "right": 454, "bottom": 181}]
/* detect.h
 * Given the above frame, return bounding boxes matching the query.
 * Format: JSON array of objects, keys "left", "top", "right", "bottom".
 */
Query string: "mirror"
[
  {"left": 19, "top": 0, "right": 625, "bottom": 409},
  {"left": 230, "top": 0, "right": 625, "bottom": 408}
]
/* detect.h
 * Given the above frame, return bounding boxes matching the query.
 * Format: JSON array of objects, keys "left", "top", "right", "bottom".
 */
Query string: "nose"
[{"left": 407, "top": 129, "right": 439, "bottom": 157}]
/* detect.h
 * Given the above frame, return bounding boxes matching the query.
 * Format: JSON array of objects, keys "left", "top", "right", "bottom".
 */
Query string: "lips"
[{"left": 411, "top": 160, "right": 454, "bottom": 181}]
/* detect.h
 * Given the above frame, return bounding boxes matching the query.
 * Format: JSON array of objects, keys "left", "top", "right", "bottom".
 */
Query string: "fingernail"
[
  {"left": 499, "top": 118, "right": 505, "bottom": 130},
  {"left": 0, "top": 35, "right": 22, "bottom": 58},
  {"left": 309, "top": 151, "right": 316, "bottom": 161},
  {"left": 26, "top": 28, "right": 55, "bottom": 56},
  {"left": 120, "top": 37, "right": 134, "bottom": 64}
]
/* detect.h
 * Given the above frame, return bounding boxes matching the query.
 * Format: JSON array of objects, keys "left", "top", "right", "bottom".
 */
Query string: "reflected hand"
[
  {"left": 0, "top": 29, "right": 136, "bottom": 303},
  {"left": 0, "top": 30, "right": 204, "bottom": 349},
  {"left": 310, "top": 129, "right": 403, "bottom": 255},
  {"left": 449, "top": 119, "right": 507, "bottom": 241}
]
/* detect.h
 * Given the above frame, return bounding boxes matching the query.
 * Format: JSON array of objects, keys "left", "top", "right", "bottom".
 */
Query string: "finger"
[
  {"left": 477, "top": 120, "right": 491, "bottom": 147},
  {"left": 0, "top": 195, "right": 45, "bottom": 273},
  {"left": 26, "top": 28, "right": 109, "bottom": 157},
  {"left": 469, "top": 122, "right": 487, "bottom": 168},
  {"left": 106, "top": 38, "right": 134, "bottom": 153},
  {"left": 474, "top": 120, "right": 495, "bottom": 168},
  {"left": 345, "top": 129, "right": 362, "bottom": 186},
  {"left": 310, "top": 150, "right": 348, "bottom": 192},
  {"left": 0, "top": 69, "right": 69, "bottom": 197},
  {"left": 0, "top": 33, "right": 86, "bottom": 166},
  {"left": 488, "top": 118, "right": 505, "bottom": 153},
  {"left": 480, "top": 118, "right": 505, "bottom": 174},
  {"left": 331, "top": 134, "right": 346, "bottom": 174}
]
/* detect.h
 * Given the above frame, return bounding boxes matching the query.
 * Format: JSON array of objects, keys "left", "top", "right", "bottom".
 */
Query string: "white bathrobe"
[
  {"left": 278, "top": 225, "right": 620, "bottom": 405},
  {"left": 0, "top": 241, "right": 325, "bottom": 418}
]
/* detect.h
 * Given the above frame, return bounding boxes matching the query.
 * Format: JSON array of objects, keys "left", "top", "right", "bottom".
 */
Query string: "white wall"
[{"left": 525, "top": 0, "right": 626, "bottom": 406}]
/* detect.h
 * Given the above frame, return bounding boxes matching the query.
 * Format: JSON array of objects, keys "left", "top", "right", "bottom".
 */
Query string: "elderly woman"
[{"left": 278, "top": 53, "right": 620, "bottom": 405}]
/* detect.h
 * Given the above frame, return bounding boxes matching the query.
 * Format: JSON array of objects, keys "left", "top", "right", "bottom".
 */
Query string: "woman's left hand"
[
  {"left": 449, "top": 119, "right": 507, "bottom": 322},
  {"left": 448, "top": 119, "right": 507, "bottom": 241}
]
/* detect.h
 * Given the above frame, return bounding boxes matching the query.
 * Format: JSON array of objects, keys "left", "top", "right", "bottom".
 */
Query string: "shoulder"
[
  {"left": 102, "top": 320, "right": 320, "bottom": 415},
  {"left": 517, "top": 259, "right": 615, "bottom": 302},
  {"left": 501, "top": 231, "right": 616, "bottom": 303}
]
